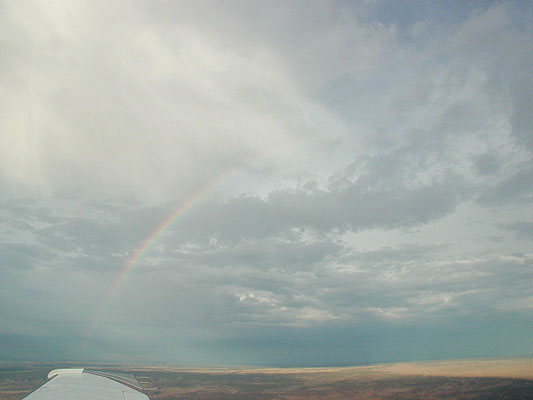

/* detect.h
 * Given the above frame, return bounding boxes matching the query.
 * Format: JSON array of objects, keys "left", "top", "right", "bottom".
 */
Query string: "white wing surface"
[{"left": 23, "top": 368, "right": 150, "bottom": 400}]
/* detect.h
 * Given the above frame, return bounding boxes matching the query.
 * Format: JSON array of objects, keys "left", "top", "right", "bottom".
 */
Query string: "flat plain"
[{"left": 1, "top": 358, "right": 532, "bottom": 399}]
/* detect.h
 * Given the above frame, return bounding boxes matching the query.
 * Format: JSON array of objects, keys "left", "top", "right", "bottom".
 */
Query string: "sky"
[{"left": 0, "top": 0, "right": 532, "bottom": 366}]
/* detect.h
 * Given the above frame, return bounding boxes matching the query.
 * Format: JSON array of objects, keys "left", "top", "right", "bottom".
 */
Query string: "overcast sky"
[{"left": 1, "top": 0, "right": 532, "bottom": 366}]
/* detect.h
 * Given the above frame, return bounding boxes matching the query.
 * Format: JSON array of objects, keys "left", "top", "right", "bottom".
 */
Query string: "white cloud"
[{"left": 0, "top": 0, "right": 345, "bottom": 201}]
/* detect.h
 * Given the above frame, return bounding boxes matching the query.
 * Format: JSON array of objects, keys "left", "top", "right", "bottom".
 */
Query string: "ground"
[{"left": 2, "top": 358, "right": 532, "bottom": 399}]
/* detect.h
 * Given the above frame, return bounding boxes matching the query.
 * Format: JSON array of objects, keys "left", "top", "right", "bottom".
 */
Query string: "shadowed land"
[{"left": 1, "top": 358, "right": 532, "bottom": 399}]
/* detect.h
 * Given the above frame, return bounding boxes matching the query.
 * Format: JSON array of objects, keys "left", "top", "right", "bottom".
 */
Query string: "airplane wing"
[{"left": 22, "top": 368, "right": 151, "bottom": 400}]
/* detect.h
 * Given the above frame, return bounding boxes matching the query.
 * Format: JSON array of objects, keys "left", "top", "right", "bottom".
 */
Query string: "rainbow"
[
  {"left": 82, "top": 172, "right": 232, "bottom": 350},
  {"left": 107, "top": 186, "right": 211, "bottom": 300},
  {"left": 81, "top": 137, "right": 316, "bottom": 350}
]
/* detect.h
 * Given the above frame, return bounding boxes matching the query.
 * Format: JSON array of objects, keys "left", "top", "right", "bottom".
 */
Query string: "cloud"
[
  {"left": 499, "top": 221, "right": 533, "bottom": 240},
  {"left": 477, "top": 167, "right": 533, "bottom": 206},
  {"left": 0, "top": 0, "right": 345, "bottom": 200},
  {"left": 0, "top": 1, "right": 532, "bottom": 365}
]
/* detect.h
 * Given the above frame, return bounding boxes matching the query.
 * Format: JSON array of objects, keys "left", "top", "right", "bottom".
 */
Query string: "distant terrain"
[{"left": 2, "top": 358, "right": 532, "bottom": 399}]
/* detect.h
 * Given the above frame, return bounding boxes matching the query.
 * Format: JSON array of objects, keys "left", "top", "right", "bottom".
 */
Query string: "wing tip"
[{"left": 47, "top": 368, "right": 85, "bottom": 379}]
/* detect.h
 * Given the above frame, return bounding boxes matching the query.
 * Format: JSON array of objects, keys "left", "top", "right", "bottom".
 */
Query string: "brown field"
[{"left": 1, "top": 358, "right": 532, "bottom": 399}]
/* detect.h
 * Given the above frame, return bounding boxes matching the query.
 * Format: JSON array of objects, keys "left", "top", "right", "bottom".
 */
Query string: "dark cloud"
[
  {"left": 473, "top": 152, "right": 501, "bottom": 176},
  {"left": 476, "top": 166, "right": 533, "bottom": 206},
  {"left": 499, "top": 221, "right": 533, "bottom": 240},
  {"left": 510, "top": 66, "right": 533, "bottom": 152},
  {"left": 180, "top": 168, "right": 466, "bottom": 240}
]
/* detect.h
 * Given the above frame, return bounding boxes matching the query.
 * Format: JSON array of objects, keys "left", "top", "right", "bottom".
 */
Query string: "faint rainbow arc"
[
  {"left": 81, "top": 136, "right": 321, "bottom": 350},
  {"left": 82, "top": 172, "right": 232, "bottom": 350},
  {"left": 107, "top": 187, "right": 208, "bottom": 299}
]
